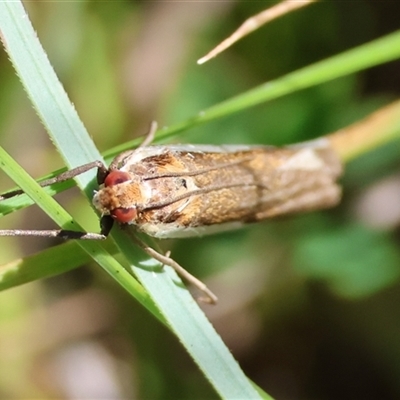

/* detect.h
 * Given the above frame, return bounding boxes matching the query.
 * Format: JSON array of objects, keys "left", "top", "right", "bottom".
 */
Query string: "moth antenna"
[
  {"left": 0, "top": 160, "right": 106, "bottom": 200},
  {"left": 137, "top": 121, "right": 158, "bottom": 149},
  {"left": 0, "top": 229, "right": 106, "bottom": 240}
]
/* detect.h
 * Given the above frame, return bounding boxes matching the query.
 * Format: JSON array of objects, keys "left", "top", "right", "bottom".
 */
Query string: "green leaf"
[{"left": 293, "top": 224, "right": 400, "bottom": 299}]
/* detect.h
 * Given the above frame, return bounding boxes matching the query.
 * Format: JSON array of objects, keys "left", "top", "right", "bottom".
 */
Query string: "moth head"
[{"left": 93, "top": 170, "right": 140, "bottom": 224}]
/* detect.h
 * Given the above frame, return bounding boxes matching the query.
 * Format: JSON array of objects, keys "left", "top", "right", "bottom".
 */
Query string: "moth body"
[{"left": 92, "top": 139, "right": 342, "bottom": 238}]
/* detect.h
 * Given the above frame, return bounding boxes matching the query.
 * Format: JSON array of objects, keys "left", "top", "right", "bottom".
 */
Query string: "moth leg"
[
  {"left": 129, "top": 233, "right": 218, "bottom": 304},
  {"left": 100, "top": 215, "right": 115, "bottom": 237}
]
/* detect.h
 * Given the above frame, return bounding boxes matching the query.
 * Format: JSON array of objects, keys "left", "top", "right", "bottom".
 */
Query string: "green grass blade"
[
  {"left": 0, "top": 145, "right": 163, "bottom": 325},
  {"left": 194, "top": 30, "right": 400, "bottom": 123},
  {"left": 105, "top": 30, "right": 400, "bottom": 155},
  {"left": 0, "top": 240, "right": 117, "bottom": 291},
  {"left": 0, "top": 2, "right": 99, "bottom": 191},
  {"left": 0, "top": 2, "right": 262, "bottom": 398},
  {"left": 113, "top": 228, "right": 267, "bottom": 399}
]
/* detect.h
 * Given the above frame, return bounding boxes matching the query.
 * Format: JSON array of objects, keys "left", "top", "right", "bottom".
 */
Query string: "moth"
[
  {"left": 0, "top": 123, "right": 343, "bottom": 303},
  {"left": 94, "top": 139, "right": 342, "bottom": 238}
]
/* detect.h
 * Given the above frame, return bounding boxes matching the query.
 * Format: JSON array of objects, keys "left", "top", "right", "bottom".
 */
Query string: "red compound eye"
[
  {"left": 104, "top": 171, "right": 131, "bottom": 187},
  {"left": 110, "top": 207, "right": 137, "bottom": 223}
]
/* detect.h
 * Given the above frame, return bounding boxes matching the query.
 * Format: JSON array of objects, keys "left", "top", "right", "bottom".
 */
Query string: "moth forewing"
[{"left": 93, "top": 137, "right": 342, "bottom": 239}]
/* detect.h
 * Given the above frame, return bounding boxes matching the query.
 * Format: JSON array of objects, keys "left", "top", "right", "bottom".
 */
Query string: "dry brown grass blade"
[
  {"left": 328, "top": 100, "right": 400, "bottom": 162},
  {"left": 198, "top": 0, "right": 318, "bottom": 65}
]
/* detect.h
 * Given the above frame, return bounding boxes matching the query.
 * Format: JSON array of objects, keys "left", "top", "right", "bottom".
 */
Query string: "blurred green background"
[{"left": 1, "top": 1, "right": 400, "bottom": 399}]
